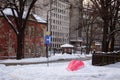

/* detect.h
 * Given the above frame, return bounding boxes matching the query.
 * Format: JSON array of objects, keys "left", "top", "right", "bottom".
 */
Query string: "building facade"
[
  {"left": 34, "top": 0, "right": 70, "bottom": 52},
  {"left": 49, "top": 0, "right": 70, "bottom": 51},
  {"left": 0, "top": 15, "right": 47, "bottom": 59},
  {"left": 68, "top": 0, "right": 83, "bottom": 51}
]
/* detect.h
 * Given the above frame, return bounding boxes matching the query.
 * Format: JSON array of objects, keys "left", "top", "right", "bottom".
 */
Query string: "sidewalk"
[{"left": 0, "top": 53, "right": 92, "bottom": 66}]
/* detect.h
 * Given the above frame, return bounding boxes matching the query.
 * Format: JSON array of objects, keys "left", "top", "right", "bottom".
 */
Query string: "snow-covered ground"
[
  {"left": 0, "top": 53, "right": 90, "bottom": 64},
  {"left": 0, "top": 53, "right": 120, "bottom": 80}
]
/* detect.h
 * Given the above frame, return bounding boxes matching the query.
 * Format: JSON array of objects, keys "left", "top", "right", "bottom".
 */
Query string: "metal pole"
[
  {"left": 49, "top": 0, "right": 52, "bottom": 55},
  {"left": 46, "top": 10, "right": 49, "bottom": 67},
  {"left": 45, "top": 6, "right": 55, "bottom": 67},
  {"left": 46, "top": 44, "right": 49, "bottom": 66}
]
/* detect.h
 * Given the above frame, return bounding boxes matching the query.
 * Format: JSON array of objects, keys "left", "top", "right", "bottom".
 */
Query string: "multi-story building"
[
  {"left": 34, "top": 0, "right": 84, "bottom": 52},
  {"left": 34, "top": 0, "right": 70, "bottom": 52},
  {"left": 50, "top": 0, "right": 70, "bottom": 51},
  {"left": 68, "top": 0, "right": 83, "bottom": 51}
]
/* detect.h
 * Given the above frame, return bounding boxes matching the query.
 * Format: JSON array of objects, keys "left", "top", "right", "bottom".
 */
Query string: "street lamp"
[
  {"left": 45, "top": 8, "right": 55, "bottom": 66},
  {"left": 46, "top": 8, "right": 55, "bottom": 31}
]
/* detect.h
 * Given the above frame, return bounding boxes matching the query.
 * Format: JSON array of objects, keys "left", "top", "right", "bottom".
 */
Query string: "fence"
[{"left": 92, "top": 51, "right": 120, "bottom": 66}]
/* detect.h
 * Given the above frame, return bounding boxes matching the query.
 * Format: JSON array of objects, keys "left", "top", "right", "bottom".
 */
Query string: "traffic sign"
[{"left": 44, "top": 35, "right": 51, "bottom": 45}]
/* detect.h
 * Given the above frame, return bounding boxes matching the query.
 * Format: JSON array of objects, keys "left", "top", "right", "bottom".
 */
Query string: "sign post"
[{"left": 44, "top": 35, "right": 51, "bottom": 66}]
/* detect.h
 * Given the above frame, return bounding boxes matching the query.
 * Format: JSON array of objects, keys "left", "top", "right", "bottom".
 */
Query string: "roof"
[
  {"left": 1, "top": 8, "right": 46, "bottom": 23},
  {"left": 33, "top": 14, "right": 46, "bottom": 23},
  {"left": 61, "top": 44, "right": 74, "bottom": 48}
]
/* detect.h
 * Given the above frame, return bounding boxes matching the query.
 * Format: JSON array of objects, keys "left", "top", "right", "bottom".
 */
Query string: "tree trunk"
[
  {"left": 109, "top": 32, "right": 115, "bottom": 52},
  {"left": 86, "top": 26, "right": 90, "bottom": 54},
  {"left": 102, "top": 21, "right": 109, "bottom": 52},
  {"left": 16, "top": 31, "right": 23, "bottom": 60},
  {"left": 109, "top": 18, "right": 116, "bottom": 51},
  {"left": 109, "top": 37, "right": 115, "bottom": 52}
]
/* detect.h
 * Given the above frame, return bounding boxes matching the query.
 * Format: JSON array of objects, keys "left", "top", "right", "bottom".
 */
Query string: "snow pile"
[
  {"left": 0, "top": 53, "right": 89, "bottom": 64},
  {"left": 0, "top": 60, "right": 120, "bottom": 80},
  {"left": 0, "top": 53, "right": 120, "bottom": 80}
]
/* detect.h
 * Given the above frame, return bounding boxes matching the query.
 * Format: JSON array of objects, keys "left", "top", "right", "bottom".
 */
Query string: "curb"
[{"left": 0, "top": 57, "right": 91, "bottom": 66}]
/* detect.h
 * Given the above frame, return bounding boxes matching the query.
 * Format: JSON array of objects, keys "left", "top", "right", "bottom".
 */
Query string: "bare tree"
[
  {"left": 0, "top": 0, "right": 37, "bottom": 59},
  {"left": 82, "top": 4, "right": 102, "bottom": 54},
  {"left": 90, "top": 0, "right": 120, "bottom": 52}
]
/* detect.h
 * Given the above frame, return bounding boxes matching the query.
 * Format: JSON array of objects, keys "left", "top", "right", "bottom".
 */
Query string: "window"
[
  {"left": 35, "top": 45, "right": 39, "bottom": 53},
  {"left": 36, "top": 28, "right": 39, "bottom": 36},
  {"left": 24, "top": 43, "right": 29, "bottom": 53},
  {"left": 40, "top": 29, "right": 44, "bottom": 38},
  {"left": 31, "top": 27, "right": 34, "bottom": 36},
  {"left": 31, "top": 43, "right": 34, "bottom": 53},
  {"left": 25, "top": 26, "right": 29, "bottom": 35}
]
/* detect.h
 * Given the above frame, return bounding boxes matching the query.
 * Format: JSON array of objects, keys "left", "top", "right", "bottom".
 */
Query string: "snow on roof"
[
  {"left": 61, "top": 44, "right": 74, "bottom": 48},
  {"left": 3, "top": 8, "right": 14, "bottom": 16},
  {"left": 2, "top": 8, "right": 46, "bottom": 23},
  {"left": 33, "top": 14, "right": 46, "bottom": 23},
  {"left": 3, "top": 8, "right": 27, "bottom": 19}
]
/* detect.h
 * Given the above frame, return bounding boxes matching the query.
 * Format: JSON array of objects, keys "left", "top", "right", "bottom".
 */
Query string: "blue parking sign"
[{"left": 44, "top": 35, "right": 51, "bottom": 45}]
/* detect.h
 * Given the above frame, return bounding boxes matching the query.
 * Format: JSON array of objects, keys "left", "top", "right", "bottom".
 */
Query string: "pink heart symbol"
[{"left": 67, "top": 60, "right": 84, "bottom": 71}]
